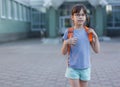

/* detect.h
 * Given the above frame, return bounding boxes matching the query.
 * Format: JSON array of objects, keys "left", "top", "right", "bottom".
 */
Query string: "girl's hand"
[
  {"left": 65, "top": 37, "right": 78, "bottom": 45},
  {"left": 88, "top": 28, "right": 98, "bottom": 39}
]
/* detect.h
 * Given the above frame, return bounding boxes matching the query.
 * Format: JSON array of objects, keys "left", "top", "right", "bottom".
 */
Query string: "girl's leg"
[
  {"left": 69, "top": 79, "right": 80, "bottom": 87},
  {"left": 79, "top": 80, "right": 88, "bottom": 87}
]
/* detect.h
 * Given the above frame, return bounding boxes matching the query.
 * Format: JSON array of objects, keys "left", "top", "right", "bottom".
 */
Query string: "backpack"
[{"left": 67, "top": 26, "right": 93, "bottom": 54}]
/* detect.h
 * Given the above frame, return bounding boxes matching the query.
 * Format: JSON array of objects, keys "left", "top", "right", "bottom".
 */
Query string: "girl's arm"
[
  {"left": 61, "top": 40, "right": 68, "bottom": 55},
  {"left": 90, "top": 36, "right": 100, "bottom": 53},
  {"left": 89, "top": 29, "right": 100, "bottom": 53}
]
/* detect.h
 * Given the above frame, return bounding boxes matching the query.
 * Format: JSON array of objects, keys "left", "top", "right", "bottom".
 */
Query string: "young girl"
[{"left": 61, "top": 4, "right": 100, "bottom": 87}]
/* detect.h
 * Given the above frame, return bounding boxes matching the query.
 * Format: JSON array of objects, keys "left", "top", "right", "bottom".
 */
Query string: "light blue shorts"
[{"left": 65, "top": 67, "right": 91, "bottom": 81}]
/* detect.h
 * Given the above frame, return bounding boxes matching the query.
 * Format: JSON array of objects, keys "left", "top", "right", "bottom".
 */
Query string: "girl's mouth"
[{"left": 78, "top": 20, "right": 84, "bottom": 22}]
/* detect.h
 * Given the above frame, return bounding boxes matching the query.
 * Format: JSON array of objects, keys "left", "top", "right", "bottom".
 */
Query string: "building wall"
[
  {"left": 0, "top": 19, "right": 30, "bottom": 42},
  {"left": 0, "top": 0, "right": 31, "bottom": 42}
]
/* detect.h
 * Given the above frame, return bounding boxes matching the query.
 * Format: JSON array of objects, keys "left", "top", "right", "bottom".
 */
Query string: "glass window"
[
  {"left": 107, "top": 13, "right": 113, "bottom": 27},
  {"left": 33, "top": 12, "right": 39, "bottom": 24},
  {"left": 1, "top": 0, "right": 7, "bottom": 18},
  {"left": 28, "top": 8, "right": 31, "bottom": 22},
  {"left": 13, "top": 1, "right": 18, "bottom": 20},
  {"left": 19, "top": 4, "right": 23, "bottom": 21},
  {"left": 11, "top": 0, "right": 14, "bottom": 19},
  {"left": 107, "top": 5, "right": 120, "bottom": 29},
  {"left": 64, "top": 18, "right": 71, "bottom": 28},
  {"left": 31, "top": 8, "right": 46, "bottom": 31},
  {"left": 8, "top": 0, "right": 12, "bottom": 19},
  {"left": 25, "top": 7, "right": 27, "bottom": 21},
  {"left": 23, "top": 6, "right": 26, "bottom": 21},
  {"left": 26, "top": 8, "right": 29, "bottom": 22},
  {"left": 17, "top": 3, "right": 20, "bottom": 20},
  {"left": 21, "top": 5, "right": 24, "bottom": 21},
  {"left": 114, "top": 11, "right": 120, "bottom": 27},
  {"left": 40, "top": 13, "right": 46, "bottom": 29}
]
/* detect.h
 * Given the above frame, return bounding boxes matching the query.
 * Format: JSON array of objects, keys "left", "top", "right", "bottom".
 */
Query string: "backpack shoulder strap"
[
  {"left": 67, "top": 27, "right": 74, "bottom": 55},
  {"left": 68, "top": 27, "right": 74, "bottom": 39},
  {"left": 84, "top": 26, "right": 89, "bottom": 32},
  {"left": 84, "top": 26, "right": 93, "bottom": 42}
]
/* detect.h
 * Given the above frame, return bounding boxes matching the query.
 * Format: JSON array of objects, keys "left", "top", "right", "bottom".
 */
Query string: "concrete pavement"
[{"left": 0, "top": 38, "right": 120, "bottom": 87}]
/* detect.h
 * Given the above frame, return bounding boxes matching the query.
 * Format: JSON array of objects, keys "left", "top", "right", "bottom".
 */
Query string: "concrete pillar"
[
  {"left": 47, "top": 7, "right": 57, "bottom": 38},
  {"left": 95, "top": 6, "right": 104, "bottom": 36}
]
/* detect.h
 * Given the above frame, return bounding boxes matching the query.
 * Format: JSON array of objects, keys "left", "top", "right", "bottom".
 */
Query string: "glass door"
[{"left": 59, "top": 16, "right": 72, "bottom": 36}]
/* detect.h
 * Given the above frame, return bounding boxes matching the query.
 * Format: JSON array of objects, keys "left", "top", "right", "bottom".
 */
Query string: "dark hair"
[{"left": 71, "top": 4, "right": 87, "bottom": 16}]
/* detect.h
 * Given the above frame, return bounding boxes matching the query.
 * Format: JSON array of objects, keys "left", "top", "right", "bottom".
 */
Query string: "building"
[
  {"left": 0, "top": 0, "right": 120, "bottom": 42},
  {"left": 45, "top": 0, "right": 120, "bottom": 37}
]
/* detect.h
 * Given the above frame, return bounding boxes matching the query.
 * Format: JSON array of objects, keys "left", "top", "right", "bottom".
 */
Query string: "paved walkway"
[{"left": 0, "top": 38, "right": 120, "bottom": 87}]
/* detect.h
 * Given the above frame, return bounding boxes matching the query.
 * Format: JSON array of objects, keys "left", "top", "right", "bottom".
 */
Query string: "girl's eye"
[
  {"left": 75, "top": 14, "right": 85, "bottom": 16},
  {"left": 81, "top": 14, "right": 85, "bottom": 16}
]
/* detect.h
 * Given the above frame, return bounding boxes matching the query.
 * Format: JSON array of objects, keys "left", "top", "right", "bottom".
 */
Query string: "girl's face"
[{"left": 71, "top": 9, "right": 86, "bottom": 26}]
